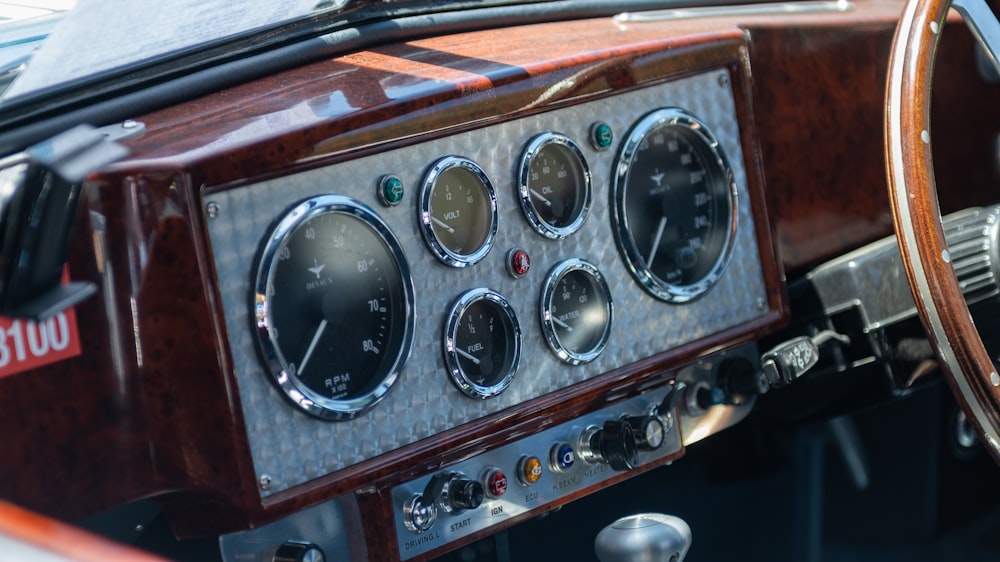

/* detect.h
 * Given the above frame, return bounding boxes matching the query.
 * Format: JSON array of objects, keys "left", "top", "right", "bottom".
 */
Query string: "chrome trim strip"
[{"left": 615, "top": 0, "right": 854, "bottom": 23}]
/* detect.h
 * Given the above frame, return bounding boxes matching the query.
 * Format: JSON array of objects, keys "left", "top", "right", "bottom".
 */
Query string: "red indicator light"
[
  {"left": 486, "top": 469, "right": 508, "bottom": 497},
  {"left": 508, "top": 248, "right": 531, "bottom": 278}
]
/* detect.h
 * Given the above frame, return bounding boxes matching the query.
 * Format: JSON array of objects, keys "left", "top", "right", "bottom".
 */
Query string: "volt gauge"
[{"left": 419, "top": 156, "right": 498, "bottom": 268}]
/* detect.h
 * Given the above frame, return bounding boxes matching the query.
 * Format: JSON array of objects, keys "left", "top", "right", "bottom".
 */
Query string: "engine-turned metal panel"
[{"left": 205, "top": 69, "right": 770, "bottom": 497}]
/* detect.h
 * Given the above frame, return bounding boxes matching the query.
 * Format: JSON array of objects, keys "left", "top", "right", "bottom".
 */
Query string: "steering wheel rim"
[{"left": 886, "top": 0, "right": 1000, "bottom": 458}]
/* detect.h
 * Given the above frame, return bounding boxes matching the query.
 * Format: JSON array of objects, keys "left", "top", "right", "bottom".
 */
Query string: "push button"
[
  {"left": 517, "top": 455, "right": 543, "bottom": 485},
  {"left": 550, "top": 442, "right": 576, "bottom": 472},
  {"left": 482, "top": 467, "right": 508, "bottom": 498}
]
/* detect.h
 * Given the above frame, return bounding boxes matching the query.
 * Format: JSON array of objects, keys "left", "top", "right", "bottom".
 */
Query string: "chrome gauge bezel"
[
  {"left": 540, "top": 259, "right": 614, "bottom": 365},
  {"left": 419, "top": 156, "right": 499, "bottom": 268},
  {"left": 443, "top": 288, "right": 522, "bottom": 399},
  {"left": 252, "top": 195, "right": 415, "bottom": 420},
  {"left": 517, "top": 132, "right": 593, "bottom": 239},
  {"left": 612, "top": 108, "right": 739, "bottom": 303}
]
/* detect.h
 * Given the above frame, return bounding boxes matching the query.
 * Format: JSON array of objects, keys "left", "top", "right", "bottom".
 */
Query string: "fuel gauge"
[
  {"left": 444, "top": 288, "right": 522, "bottom": 399},
  {"left": 540, "top": 259, "right": 613, "bottom": 365}
]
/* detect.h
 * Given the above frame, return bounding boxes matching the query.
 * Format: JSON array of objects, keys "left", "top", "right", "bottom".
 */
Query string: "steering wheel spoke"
[{"left": 953, "top": 0, "right": 1000, "bottom": 74}]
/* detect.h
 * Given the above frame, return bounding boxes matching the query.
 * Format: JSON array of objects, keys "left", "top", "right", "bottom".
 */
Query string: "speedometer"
[
  {"left": 612, "top": 108, "right": 738, "bottom": 303},
  {"left": 253, "top": 195, "right": 415, "bottom": 420}
]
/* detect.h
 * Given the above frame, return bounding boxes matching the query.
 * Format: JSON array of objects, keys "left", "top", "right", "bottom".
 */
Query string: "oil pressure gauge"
[
  {"left": 540, "top": 259, "right": 613, "bottom": 365},
  {"left": 444, "top": 288, "right": 521, "bottom": 399},
  {"left": 517, "top": 132, "right": 592, "bottom": 239},
  {"left": 252, "top": 195, "right": 415, "bottom": 420}
]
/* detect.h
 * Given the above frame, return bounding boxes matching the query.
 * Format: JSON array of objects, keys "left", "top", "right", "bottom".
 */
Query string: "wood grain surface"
[{"left": 0, "top": 1, "right": 994, "bottom": 555}]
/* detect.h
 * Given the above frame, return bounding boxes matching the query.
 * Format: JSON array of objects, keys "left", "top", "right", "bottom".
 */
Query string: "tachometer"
[
  {"left": 253, "top": 195, "right": 414, "bottom": 420},
  {"left": 419, "top": 156, "right": 498, "bottom": 267},
  {"left": 444, "top": 288, "right": 521, "bottom": 399},
  {"left": 612, "top": 108, "right": 738, "bottom": 303}
]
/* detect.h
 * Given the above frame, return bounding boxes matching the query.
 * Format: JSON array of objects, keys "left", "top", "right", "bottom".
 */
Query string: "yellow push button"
[{"left": 518, "top": 455, "right": 543, "bottom": 485}]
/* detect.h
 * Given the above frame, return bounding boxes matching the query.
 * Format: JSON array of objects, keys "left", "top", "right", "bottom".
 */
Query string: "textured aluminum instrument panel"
[{"left": 205, "top": 69, "right": 771, "bottom": 497}]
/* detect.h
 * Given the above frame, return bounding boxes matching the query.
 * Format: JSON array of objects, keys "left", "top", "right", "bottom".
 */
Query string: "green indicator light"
[
  {"left": 591, "top": 122, "right": 613, "bottom": 151},
  {"left": 379, "top": 175, "right": 405, "bottom": 206}
]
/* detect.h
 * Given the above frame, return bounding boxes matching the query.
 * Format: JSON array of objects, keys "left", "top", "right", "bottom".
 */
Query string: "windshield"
[{"left": 0, "top": 0, "right": 334, "bottom": 101}]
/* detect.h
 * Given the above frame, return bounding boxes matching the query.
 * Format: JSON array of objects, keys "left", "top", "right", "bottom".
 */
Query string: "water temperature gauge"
[
  {"left": 540, "top": 259, "right": 613, "bottom": 365},
  {"left": 444, "top": 288, "right": 521, "bottom": 399}
]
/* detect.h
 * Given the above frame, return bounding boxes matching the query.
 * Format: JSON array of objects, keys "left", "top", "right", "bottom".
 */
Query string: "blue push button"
[{"left": 550, "top": 442, "right": 576, "bottom": 472}]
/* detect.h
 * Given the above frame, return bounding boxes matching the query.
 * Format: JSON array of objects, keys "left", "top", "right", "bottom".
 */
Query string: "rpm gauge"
[
  {"left": 612, "top": 108, "right": 738, "bottom": 303},
  {"left": 444, "top": 288, "right": 522, "bottom": 399},
  {"left": 419, "top": 156, "right": 499, "bottom": 267},
  {"left": 253, "top": 195, "right": 415, "bottom": 420},
  {"left": 540, "top": 259, "right": 613, "bottom": 365},
  {"left": 517, "top": 132, "right": 592, "bottom": 238}
]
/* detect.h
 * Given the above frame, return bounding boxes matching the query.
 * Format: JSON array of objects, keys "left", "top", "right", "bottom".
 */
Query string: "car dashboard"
[{"left": 1, "top": 1, "right": 999, "bottom": 561}]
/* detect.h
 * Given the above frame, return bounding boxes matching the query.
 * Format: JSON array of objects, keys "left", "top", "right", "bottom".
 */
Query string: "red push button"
[
  {"left": 483, "top": 467, "right": 508, "bottom": 498},
  {"left": 507, "top": 248, "right": 530, "bottom": 278}
]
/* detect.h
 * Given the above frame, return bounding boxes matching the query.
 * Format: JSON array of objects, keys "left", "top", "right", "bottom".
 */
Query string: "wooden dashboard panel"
[{"left": 0, "top": 1, "right": 996, "bottom": 559}]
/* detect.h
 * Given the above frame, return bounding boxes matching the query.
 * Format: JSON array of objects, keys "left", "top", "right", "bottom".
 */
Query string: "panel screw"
[
  {"left": 755, "top": 297, "right": 766, "bottom": 311},
  {"left": 718, "top": 72, "right": 730, "bottom": 88},
  {"left": 259, "top": 475, "right": 273, "bottom": 491},
  {"left": 206, "top": 201, "right": 220, "bottom": 219}
]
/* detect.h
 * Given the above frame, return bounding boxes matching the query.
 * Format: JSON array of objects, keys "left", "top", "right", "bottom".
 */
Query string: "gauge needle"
[
  {"left": 298, "top": 319, "right": 328, "bottom": 376},
  {"left": 530, "top": 188, "right": 553, "bottom": 207},
  {"left": 552, "top": 316, "right": 574, "bottom": 332},
  {"left": 647, "top": 216, "right": 668, "bottom": 269},
  {"left": 432, "top": 216, "right": 456, "bottom": 234},
  {"left": 456, "top": 347, "right": 482, "bottom": 365}
]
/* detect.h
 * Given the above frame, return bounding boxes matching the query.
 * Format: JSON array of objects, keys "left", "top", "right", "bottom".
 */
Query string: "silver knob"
[
  {"left": 273, "top": 540, "right": 325, "bottom": 562},
  {"left": 595, "top": 513, "right": 691, "bottom": 562}
]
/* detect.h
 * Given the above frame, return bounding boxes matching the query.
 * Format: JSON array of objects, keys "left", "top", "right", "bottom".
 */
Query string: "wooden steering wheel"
[{"left": 886, "top": 0, "right": 1000, "bottom": 460}]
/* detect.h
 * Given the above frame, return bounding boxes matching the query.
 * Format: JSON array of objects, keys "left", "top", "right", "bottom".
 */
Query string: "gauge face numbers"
[
  {"left": 444, "top": 289, "right": 522, "bottom": 399},
  {"left": 541, "top": 259, "right": 613, "bottom": 365},
  {"left": 253, "top": 196, "right": 414, "bottom": 420},
  {"left": 419, "top": 156, "right": 499, "bottom": 267},
  {"left": 613, "top": 108, "right": 738, "bottom": 303},
  {"left": 518, "top": 133, "right": 592, "bottom": 238}
]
